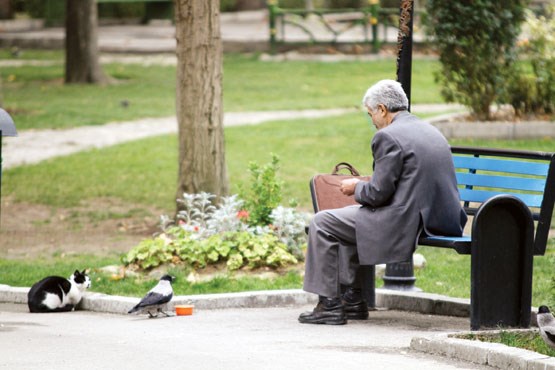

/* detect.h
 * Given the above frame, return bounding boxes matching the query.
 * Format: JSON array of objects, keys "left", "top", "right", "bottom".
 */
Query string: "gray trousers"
[{"left": 303, "top": 205, "right": 361, "bottom": 298}]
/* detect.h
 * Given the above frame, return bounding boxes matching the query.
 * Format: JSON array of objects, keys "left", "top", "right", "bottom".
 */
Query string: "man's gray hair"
[{"left": 362, "top": 79, "right": 409, "bottom": 112}]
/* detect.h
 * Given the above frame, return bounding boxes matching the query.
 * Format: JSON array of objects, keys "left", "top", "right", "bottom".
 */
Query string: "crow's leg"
[{"left": 158, "top": 308, "right": 174, "bottom": 317}]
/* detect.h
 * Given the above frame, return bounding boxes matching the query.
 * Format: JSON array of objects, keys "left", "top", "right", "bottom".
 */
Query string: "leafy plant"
[
  {"left": 425, "top": 0, "right": 527, "bottom": 120},
  {"left": 122, "top": 237, "right": 175, "bottom": 270},
  {"left": 270, "top": 206, "right": 309, "bottom": 260},
  {"left": 124, "top": 155, "right": 309, "bottom": 273},
  {"left": 174, "top": 192, "right": 217, "bottom": 238},
  {"left": 506, "top": 6, "right": 555, "bottom": 116},
  {"left": 123, "top": 229, "right": 299, "bottom": 271},
  {"left": 240, "top": 153, "right": 284, "bottom": 226}
]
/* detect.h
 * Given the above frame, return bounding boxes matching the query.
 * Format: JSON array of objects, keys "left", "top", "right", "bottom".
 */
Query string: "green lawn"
[
  {"left": 1, "top": 52, "right": 443, "bottom": 130},
  {"left": 5, "top": 112, "right": 554, "bottom": 211}
]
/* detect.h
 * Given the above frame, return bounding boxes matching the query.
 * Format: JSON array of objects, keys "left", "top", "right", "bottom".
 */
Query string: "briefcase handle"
[{"left": 332, "top": 162, "right": 361, "bottom": 176}]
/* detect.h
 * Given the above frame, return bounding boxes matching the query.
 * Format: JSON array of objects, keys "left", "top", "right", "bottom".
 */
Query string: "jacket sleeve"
[{"left": 354, "top": 130, "right": 403, "bottom": 207}]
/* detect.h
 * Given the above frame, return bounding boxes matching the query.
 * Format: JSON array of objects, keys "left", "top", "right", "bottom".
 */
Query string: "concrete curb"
[
  {"left": 80, "top": 289, "right": 319, "bottom": 315},
  {"left": 0, "top": 284, "right": 28, "bottom": 304},
  {"left": 376, "top": 289, "right": 470, "bottom": 318},
  {"left": 0, "top": 284, "right": 318, "bottom": 314},
  {"left": 411, "top": 330, "right": 555, "bottom": 370},
  {"left": 1, "top": 284, "right": 468, "bottom": 315}
]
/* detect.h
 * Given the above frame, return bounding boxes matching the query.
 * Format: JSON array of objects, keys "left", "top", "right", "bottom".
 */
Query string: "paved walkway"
[
  {"left": 1, "top": 108, "right": 352, "bottom": 169},
  {"left": 1, "top": 104, "right": 465, "bottom": 169},
  {"left": 2, "top": 286, "right": 552, "bottom": 370},
  {"left": 1, "top": 302, "right": 487, "bottom": 370}
]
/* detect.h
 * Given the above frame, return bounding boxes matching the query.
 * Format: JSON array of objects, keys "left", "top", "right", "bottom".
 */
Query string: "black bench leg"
[
  {"left": 470, "top": 195, "right": 534, "bottom": 330},
  {"left": 382, "top": 260, "right": 422, "bottom": 292},
  {"left": 358, "top": 265, "right": 376, "bottom": 309}
]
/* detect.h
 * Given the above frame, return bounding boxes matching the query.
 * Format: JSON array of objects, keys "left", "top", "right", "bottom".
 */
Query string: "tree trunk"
[
  {"left": 174, "top": 0, "right": 228, "bottom": 207},
  {"left": 65, "top": 0, "right": 108, "bottom": 84},
  {"left": 0, "top": 0, "right": 13, "bottom": 19}
]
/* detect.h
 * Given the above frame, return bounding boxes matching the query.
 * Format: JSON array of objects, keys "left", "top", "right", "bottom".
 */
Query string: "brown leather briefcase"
[{"left": 309, "top": 162, "right": 371, "bottom": 213}]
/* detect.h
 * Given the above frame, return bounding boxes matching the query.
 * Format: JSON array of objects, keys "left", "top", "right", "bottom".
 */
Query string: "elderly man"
[{"left": 299, "top": 79, "right": 467, "bottom": 325}]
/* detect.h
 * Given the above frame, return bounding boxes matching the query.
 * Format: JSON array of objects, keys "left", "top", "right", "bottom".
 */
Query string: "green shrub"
[
  {"left": 124, "top": 155, "right": 308, "bottom": 273},
  {"left": 505, "top": 73, "right": 539, "bottom": 116},
  {"left": 506, "top": 7, "right": 555, "bottom": 116},
  {"left": 240, "top": 154, "right": 284, "bottom": 227},
  {"left": 23, "top": 0, "right": 51, "bottom": 19},
  {"left": 276, "top": 0, "right": 362, "bottom": 9},
  {"left": 426, "top": 0, "right": 527, "bottom": 120},
  {"left": 19, "top": 1, "right": 149, "bottom": 23},
  {"left": 98, "top": 3, "right": 145, "bottom": 18},
  {"left": 124, "top": 237, "right": 175, "bottom": 270},
  {"left": 276, "top": 0, "right": 307, "bottom": 8},
  {"left": 123, "top": 228, "right": 299, "bottom": 271},
  {"left": 380, "top": 0, "right": 400, "bottom": 8},
  {"left": 221, "top": 0, "right": 238, "bottom": 12},
  {"left": 328, "top": 0, "right": 363, "bottom": 8}
]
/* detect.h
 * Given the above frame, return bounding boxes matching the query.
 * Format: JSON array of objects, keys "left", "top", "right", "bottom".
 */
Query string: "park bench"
[{"left": 345, "top": 146, "right": 555, "bottom": 330}]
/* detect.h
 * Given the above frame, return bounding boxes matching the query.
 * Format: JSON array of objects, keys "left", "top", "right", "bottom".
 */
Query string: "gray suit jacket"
[{"left": 354, "top": 111, "right": 467, "bottom": 265}]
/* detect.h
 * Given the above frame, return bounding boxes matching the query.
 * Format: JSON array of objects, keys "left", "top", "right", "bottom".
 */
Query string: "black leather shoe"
[
  {"left": 342, "top": 287, "right": 369, "bottom": 320},
  {"left": 298, "top": 297, "right": 346, "bottom": 325}
]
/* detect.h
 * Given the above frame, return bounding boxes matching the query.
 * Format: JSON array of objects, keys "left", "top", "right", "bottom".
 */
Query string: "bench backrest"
[{"left": 451, "top": 146, "right": 555, "bottom": 255}]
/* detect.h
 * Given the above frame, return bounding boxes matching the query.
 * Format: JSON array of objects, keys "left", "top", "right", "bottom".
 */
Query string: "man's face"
[{"left": 366, "top": 104, "right": 388, "bottom": 130}]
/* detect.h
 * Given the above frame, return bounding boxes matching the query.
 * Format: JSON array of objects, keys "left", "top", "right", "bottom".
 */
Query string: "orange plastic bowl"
[{"left": 175, "top": 305, "right": 194, "bottom": 316}]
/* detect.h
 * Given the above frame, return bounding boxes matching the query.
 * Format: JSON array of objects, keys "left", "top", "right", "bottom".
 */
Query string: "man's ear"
[{"left": 378, "top": 104, "right": 387, "bottom": 117}]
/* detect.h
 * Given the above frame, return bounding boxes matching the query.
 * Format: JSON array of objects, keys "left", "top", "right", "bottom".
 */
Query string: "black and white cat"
[{"left": 27, "top": 269, "right": 91, "bottom": 313}]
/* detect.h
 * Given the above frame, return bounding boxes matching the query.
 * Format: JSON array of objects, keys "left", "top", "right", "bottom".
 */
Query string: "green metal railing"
[
  {"left": 268, "top": 1, "right": 425, "bottom": 54},
  {"left": 268, "top": 0, "right": 380, "bottom": 53}
]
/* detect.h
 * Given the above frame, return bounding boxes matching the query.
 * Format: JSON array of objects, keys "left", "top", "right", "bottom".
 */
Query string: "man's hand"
[{"left": 340, "top": 178, "right": 360, "bottom": 196}]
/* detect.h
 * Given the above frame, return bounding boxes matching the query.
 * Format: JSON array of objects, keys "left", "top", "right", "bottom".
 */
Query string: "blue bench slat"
[
  {"left": 453, "top": 156, "right": 549, "bottom": 176},
  {"left": 422, "top": 235, "right": 471, "bottom": 243},
  {"left": 458, "top": 188, "right": 544, "bottom": 208},
  {"left": 456, "top": 172, "right": 546, "bottom": 192}
]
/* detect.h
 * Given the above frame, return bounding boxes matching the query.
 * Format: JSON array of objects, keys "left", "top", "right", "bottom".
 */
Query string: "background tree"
[
  {"left": 65, "top": 0, "right": 108, "bottom": 84},
  {"left": 426, "top": 0, "right": 527, "bottom": 120},
  {"left": 174, "top": 0, "right": 228, "bottom": 209},
  {"left": 506, "top": 6, "right": 555, "bottom": 117}
]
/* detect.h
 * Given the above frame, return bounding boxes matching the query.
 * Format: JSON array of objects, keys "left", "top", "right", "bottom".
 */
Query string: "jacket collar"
[{"left": 391, "top": 110, "right": 410, "bottom": 124}]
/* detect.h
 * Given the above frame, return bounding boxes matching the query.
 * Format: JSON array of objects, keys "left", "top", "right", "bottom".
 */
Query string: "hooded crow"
[
  {"left": 537, "top": 305, "right": 555, "bottom": 350},
  {"left": 128, "top": 275, "right": 175, "bottom": 318}
]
